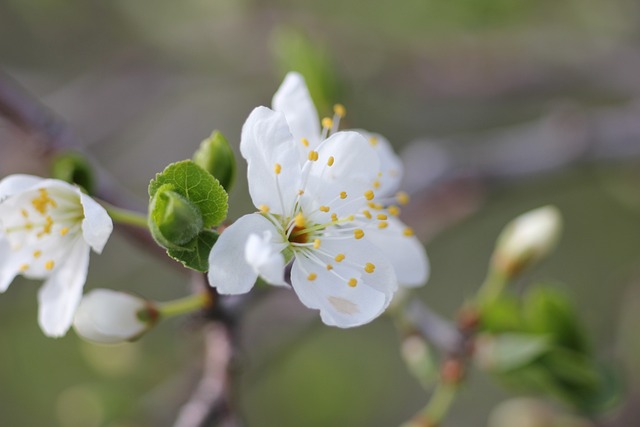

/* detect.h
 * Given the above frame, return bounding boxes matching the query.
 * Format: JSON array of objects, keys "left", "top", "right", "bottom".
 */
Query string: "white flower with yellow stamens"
[
  {"left": 272, "top": 72, "right": 429, "bottom": 287},
  {"left": 0, "top": 175, "right": 113, "bottom": 337}
]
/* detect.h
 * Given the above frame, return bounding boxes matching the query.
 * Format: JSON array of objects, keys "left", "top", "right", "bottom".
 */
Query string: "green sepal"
[
  {"left": 167, "top": 230, "right": 218, "bottom": 272},
  {"left": 193, "top": 131, "right": 236, "bottom": 192},
  {"left": 50, "top": 151, "right": 95, "bottom": 194}
]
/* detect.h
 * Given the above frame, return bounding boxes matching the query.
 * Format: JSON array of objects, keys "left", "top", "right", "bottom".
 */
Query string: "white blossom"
[
  {"left": 208, "top": 73, "right": 429, "bottom": 327},
  {"left": 0, "top": 175, "right": 113, "bottom": 337}
]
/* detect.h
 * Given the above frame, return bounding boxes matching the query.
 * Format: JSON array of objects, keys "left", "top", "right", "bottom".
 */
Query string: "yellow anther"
[
  {"left": 313, "top": 239, "right": 321, "bottom": 249},
  {"left": 19, "top": 264, "right": 29, "bottom": 272},
  {"left": 301, "top": 138, "right": 309, "bottom": 147},
  {"left": 25, "top": 222, "right": 33, "bottom": 230},
  {"left": 32, "top": 188, "right": 57, "bottom": 215},
  {"left": 354, "top": 229, "right": 365, "bottom": 239},
  {"left": 21, "top": 209, "right": 29, "bottom": 218},
  {"left": 364, "top": 263, "right": 376, "bottom": 273},
  {"left": 347, "top": 215, "right": 355, "bottom": 221},
  {"left": 373, "top": 180, "right": 381, "bottom": 189},
  {"left": 362, "top": 210, "right": 372, "bottom": 219},
  {"left": 348, "top": 278, "right": 358, "bottom": 287},
  {"left": 333, "top": 104, "right": 346, "bottom": 118},
  {"left": 369, "top": 136, "right": 378, "bottom": 146},
  {"left": 38, "top": 216, "right": 54, "bottom": 237},
  {"left": 321, "top": 117, "right": 333, "bottom": 129},
  {"left": 378, "top": 222, "right": 389, "bottom": 229},
  {"left": 331, "top": 213, "right": 338, "bottom": 222},
  {"left": 367, "top": 201, "right": 383, "bottom": 210},
  {"left": 396, "top": 191, "right": 410, "bottom": 205},
  {"left": 403, "top": 227, "right": 415, "bottom": 237},
  {"left": 259, "top": 204, "right": 270, "bottom": 213},
  {"left": 45, "top": 260, "right": 55, "bottom": 270},
  {"left": 335, "top": 253, "right": 346, "bottom": 262},
  {"left": 298, "top": 189, "right": 305, "bottom": 196},
  {"left": 364, "top": 190, "right": 375, "bottom": 201},
  {"left": 327, "top": 156, "right": 335, "bottom": 166},
  {"left": 376, "top": 214, "right": 388, "bottom": 220},
  {"left": 326, "top": 264, "right": 334, "bottom": 270},
  {"left": 388, "top": 205, "right": 400, "bottom": 216},
  {"left": 33, "top": 250, "right": 42, "bottom": 258},
  {"left": 294, "top": 212, "right": 306, "bottom": 228},
  {"left": 274, "top": 163, "right": 282, "bottom": 175},
  {"left": 319, "top": 206, "right": 330, "bottom": 213},
  {"left": 339, "top": 191, "right": 347, "bottom": 199},
  {"left": 307, "top": 273, "right": 317, "bottom": 281},
  {"left": 59, "top": 227, "right": 69, "bottom": 236},
  {"left": 308, "top": 151, "right": 319, "bottom": 161}
]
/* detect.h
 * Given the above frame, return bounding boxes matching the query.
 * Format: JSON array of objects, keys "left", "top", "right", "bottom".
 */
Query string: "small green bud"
[
  {"left": 50, "top": 151, "right": 95, "bottom": 194},
  {"left": 149, "top": 185, "right": 203, "bottom": 248},
  {"left": 193, "top": 131, "right": 236, "bottom": 192},
  {"left": 491, "top": 206, "right": 562, "bottom": 279}
]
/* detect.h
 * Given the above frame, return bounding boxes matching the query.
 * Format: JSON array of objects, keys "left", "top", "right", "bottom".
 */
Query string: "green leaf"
[
  {"left": 478, "top": 295, "right": 523, "bottom": 333},
  {"left": 193, "top": 131, "right": 236, "bottom": 192},
  {"left": 478, "top": 333, "right": 551, "bottom": 372},
  {"left": 149, "top": 160, "right": 228, "bottom": 228},
  {"left": 167, "top": 230, "right": 218, "bottom": 272},
  {"left": 149, "top": 186, "right": 203, "bottom": 249}
]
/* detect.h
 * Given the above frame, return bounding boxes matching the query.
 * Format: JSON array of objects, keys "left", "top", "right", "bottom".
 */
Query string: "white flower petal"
[
  {"left": 245, "top": 231, "right": 287, "bottom": 286},
  {"left": 272, "top": 72, "right": 321, "bottom": 150},
  {"left": 37, "top": 239, "right": 90, "bottom": 337},
  {"left": 0, "top": 174, "right": 44, "bottom": 200},
  {"left": 353, "top": 130, "right": 404, "bottom": 197},
  {"left": 0, "top": 237, "right": 29, "bottom": 292},
  {"left": 363, "top": 216, "right": 429, "bottom": 287},
  {"left": 79, "top": 192, "right": 113, "bottom": 254},
  {"left": 290, "top": 255, "right": 389, "bottom": 328},
  {"left": 208, "top": 213, "right": 279, "bottom": 294},
  {"left": 73, "top": 289, "right": 149, "bottom": 344},
  {"left": 301, "top": 131, "right": 380, "bottom": 221},
  {"left": 240, "top": 106, "right": 302, "bottom": 216}
]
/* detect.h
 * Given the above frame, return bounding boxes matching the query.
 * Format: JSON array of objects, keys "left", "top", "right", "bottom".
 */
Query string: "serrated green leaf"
[
  {"left": 479, "top": 333, "right": 551, "bottom": 372},
  {"left": 167, "top": 230, "right": 219, "bottom": 272},
  {"left": 149, "top": 160, "right": 228, "bottom": 228},
  {"left": 149, "top": 186, "right": 203, "bottom": 249}
]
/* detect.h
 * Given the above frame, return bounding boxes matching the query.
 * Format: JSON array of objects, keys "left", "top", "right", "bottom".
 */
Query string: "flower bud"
[
  {"left": 50, "top": 151, "right": 96, "bottom": 194},
  {"left": 491, "top": 206, "right": 562, "bottom": 278},
  {"left": 149, "top": 186, "right": 203, "bottom": 248},
  {"left": 193, "top": 131, "right": 236, "bottom": 192},
  {"left": 73, "top": 289, "right": 158, "bottom": 344}
]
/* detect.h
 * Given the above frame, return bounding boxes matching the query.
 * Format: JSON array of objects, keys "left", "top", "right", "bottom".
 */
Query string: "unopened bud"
[
  {"left": 149, "top": 186, "right": 203, "bottom": 248},
  {"left": 193, "top": 131, "right": 236, "bottom": 192},
  {"left": 73, "top": 289, "right": 158, "bottom": 344},
  {"left": 50, "top": 151, "right": 95, "bottom": 194},
  {"left": 491, "top": 206, "right": 562, "bottom": 278}
]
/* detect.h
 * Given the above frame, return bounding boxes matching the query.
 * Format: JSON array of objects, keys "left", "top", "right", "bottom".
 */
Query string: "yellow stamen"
[
  {"left": 45, "top": 260, "right": 55, "bottom": 270},
  {"left": 367, "top": 202, "right": 383, "bottom": 210},
  {"left": 369, "top": 136, "right": 378, "bottom": 146},
  {"left": 301, "top": 138, "right": 309, "bottom": 147},
  {"left": 59, "top": 227, "right": 70, "bottom": 236},
  {"left": 294, "top": 212, "right": 306, "bottom": 228},
  {"left": 298, "top": 189, "right": 305, "bottom": 196},
  {"left": 348, "top": 278, "right": 358, "bottom": 287},
  {"left": 331, "top": 213, "right": 338, "bottom": 222},
  {"left": 321, "top": 117, "right": 333, "bottom": 129},
  {"left": 313, "top": 239, "right": 321, "bottom": 249},
  {"left": 362, "top": 210, "right": 372, "bottom": 219},
  {"left": 403, "top": 227, "right": 415, "bottom": 237},
  {"left": 25, "top": 222, "right": 33, "bottom": 230},
  {"left": 274, "top": 163, "right": 282, "bottom": 175},
  {"left": 373, "top": 180, "right": 381, "bottom": 189},
  {"left": 396, "top": 191, "right": 410, "bottom": 205},
  {"left": 333, "top": 104, "right": 346, "bottom": 118},
  {"left": 326, "top": 264, "right": 334, "bottom": 270},
  {"left": 31, "top": 188, "right": 57, "bottom": 215},
  {"left": 354, "top": 229, "right": 365, "bottom": 239},
  {"left": 339, "top": 191, "right": 347, "bottom": 199},
  {"left": 21, "top": 209, "right": 29, "bottom": 218},
  {"left": 319, "top": 206, "right": 330, "bottom": 213},
  {"left": 378, "top": 222, "right": 389, "bottom": 229},
  {"left": 335, "top": 253, "right": 346, "bottom": 262},
  {"left": 307, "top": 273, "right": 317, "bottom": 281},
  {"left": 364, "top": 263, "right": 376, "bottom": 273},
  {"left": 259, "top": 204, "right": 270, "bottom": 214},
  {"left": 19, "top": 263, "right": 29, "bottom": 272},
  {"left": 388, "top": 205, "right": 400, "bottom": 216},
  {"left": 377, "top": 214, "right": 387, "bottom": 220},
  {"left": 308, "top": 151, "right": 319, "bottom": 161},
  {"left": 327, "top": 156, "right": 335, "bottom": 166},
  {"left": 33, "top": 250, "right": 42, "bottom": 258},
  {"left": 364, "top": 190, "right": 375, "bottom": 201}
]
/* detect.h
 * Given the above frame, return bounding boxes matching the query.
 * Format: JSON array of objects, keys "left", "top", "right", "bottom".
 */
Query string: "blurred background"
[{"left": 1, "top": 0, "right": 640, "bottom": 426}]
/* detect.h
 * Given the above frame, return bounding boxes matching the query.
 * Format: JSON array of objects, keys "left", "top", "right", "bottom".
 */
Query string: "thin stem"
[
  {"left": 476, "top": 268, "right": 509, "bottom": 306},
  {"left": 422, "top": 382, "right": 458, "bottom": 426},
  {"left": 159, "top": 292, "right": 211, "bottom": 318},
  {"left": 102, "top": 202, "right": 149, "bottom": 229}
]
